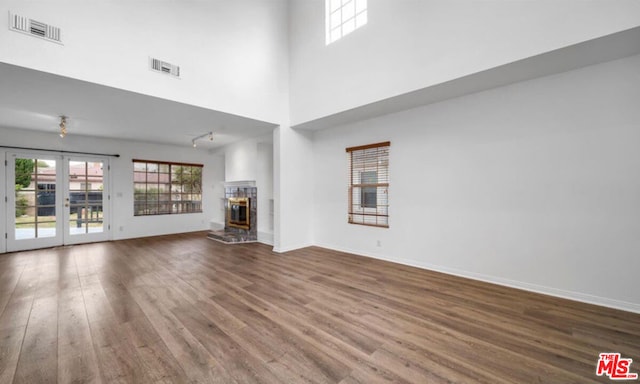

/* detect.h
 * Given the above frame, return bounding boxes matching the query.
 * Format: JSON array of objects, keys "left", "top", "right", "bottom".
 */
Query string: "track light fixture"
[
  {"left": 192, "top": 131, "right": 213, "bottom": 148},
  {"left": 59, "top": 116, "right": 67, "bottom": 138}
]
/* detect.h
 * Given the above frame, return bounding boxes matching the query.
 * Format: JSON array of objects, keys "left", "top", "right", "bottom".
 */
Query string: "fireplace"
[
  {"left": 227, "top": 197, "right": 250, "bottom": 229},
  {"left": 207, "top": 183, "right": 257, "bottom": 244}
]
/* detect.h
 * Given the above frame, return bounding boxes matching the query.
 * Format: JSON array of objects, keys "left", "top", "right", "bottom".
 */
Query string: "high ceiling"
[
  {"left": 3, "top": 27, "right": 639, "bottom": 148},
  {"left": 0, "top": 62, "right": 277, "bottom": 150}
]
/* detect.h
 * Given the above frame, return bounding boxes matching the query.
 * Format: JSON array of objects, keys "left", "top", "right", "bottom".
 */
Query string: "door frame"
[
  {"left": 62, "top": 155, "right": 111, "bottom": 245},
  {"left": 6, "top": 151, "right": 64, "bottom": 252},
  {"left": 3, "top": 150, "right": 112, "bottom": 252}
]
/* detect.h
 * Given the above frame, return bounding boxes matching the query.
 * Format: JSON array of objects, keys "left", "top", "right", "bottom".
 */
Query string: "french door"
[{"left": 6, "top": 151, "right": 110, "bottom": 252}]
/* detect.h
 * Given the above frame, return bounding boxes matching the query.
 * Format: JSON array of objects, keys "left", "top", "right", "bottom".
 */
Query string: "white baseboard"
[
  {"left": 273, "top": 242, "right": 313, "bottom": 253},
  {"left": 315, "top": 242, "right": 640, "bottom": 315}
]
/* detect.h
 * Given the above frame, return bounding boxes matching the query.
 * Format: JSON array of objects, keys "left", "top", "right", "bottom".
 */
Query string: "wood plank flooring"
[{"left": 0, "top": 231, "right": 639, "bottom": 383}]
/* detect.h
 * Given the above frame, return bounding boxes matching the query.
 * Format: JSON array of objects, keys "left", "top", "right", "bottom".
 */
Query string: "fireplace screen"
[{"left": 228, "top": 197, "right": 250, "bottom": 229}]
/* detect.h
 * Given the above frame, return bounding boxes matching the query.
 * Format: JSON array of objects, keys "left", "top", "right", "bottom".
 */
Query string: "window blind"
[
  {"left": 132, "top": 160, "right": 203, "bottom": 216},
  {"left": 346, "top": 141, "right": 390, "bottom": 227}
]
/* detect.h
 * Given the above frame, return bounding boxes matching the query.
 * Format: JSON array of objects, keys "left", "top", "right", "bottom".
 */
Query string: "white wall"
[
  {"left": 312, "top": 54, "right": 640, "bottom": 313},
  {"left": 0, "top": 126, "right": 225, "bottom": 251},
  {"left": 274, "top": 125, "right": 314, "bottom": 252},
  {"left": 257, "top": 141, "right": 274, "bottom": 244},
  {"left": 0, "top": 0, "right": 289, "bottom": 124},
  {"left": 289, "top": 0, "right": 640, "bottom": 125},
  {"left": 224, "top": 139, "right": 259, "bottom": 182}
]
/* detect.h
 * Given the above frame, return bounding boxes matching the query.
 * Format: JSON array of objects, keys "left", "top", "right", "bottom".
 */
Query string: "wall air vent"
[
  {"left": 9, "top": 12, "right": 62, "bottom": 44},
  {"left": 149, "top": 57, "right": 180, "bottom": 78}
]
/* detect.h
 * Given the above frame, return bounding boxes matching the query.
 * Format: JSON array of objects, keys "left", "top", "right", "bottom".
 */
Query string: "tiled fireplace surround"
[{"left": 207, "top": 182, "right": 258, "bottom": 243}]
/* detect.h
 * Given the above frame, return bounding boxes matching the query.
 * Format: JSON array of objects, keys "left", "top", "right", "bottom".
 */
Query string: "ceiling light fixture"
[
  {"left": 59, "top": 115, "right": 67, "bottom": 138},
  {"left": 192, "top": 131, "right": 213, "bottom": 148}
]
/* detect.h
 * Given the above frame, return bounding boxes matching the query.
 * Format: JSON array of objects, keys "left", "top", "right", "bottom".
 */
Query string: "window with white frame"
[{"left": 326, "top": 0, "right": 367, "bottom": 45}]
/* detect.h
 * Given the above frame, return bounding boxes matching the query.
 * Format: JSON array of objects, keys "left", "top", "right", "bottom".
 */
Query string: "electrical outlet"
[
  {"left": 376, "top": 240, "right": 381, "bottom": 247},
  {"left": 119, "top": 226, "right": 124, "bottom": 231}
]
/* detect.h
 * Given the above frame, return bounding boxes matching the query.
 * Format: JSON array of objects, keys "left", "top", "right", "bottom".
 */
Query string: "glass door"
[
  {"left": 5, "top": 152, "right": 110, "bottom": 252},
  {"left": 63, "top": 157, "right": 110, "bottom": 245},
  {"left": 6, "top": 153, "right": 64, "bottom": 252}
]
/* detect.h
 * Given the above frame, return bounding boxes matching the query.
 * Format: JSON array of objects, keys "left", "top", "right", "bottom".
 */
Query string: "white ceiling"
[{"left": 0, "top": 62, "right": 277, "bottom": 150}]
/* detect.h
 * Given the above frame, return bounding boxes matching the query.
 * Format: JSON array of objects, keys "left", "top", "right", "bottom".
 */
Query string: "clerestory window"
[{"left": 326, "top": 0, "right": 367, "bottom": 45}]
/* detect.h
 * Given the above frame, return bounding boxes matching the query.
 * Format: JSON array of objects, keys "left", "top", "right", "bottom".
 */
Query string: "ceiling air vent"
[
  {"left": 9, "top": 12, "right": 62, "bottom": 44},
  {"left": 149, "top": 57, "right": 180, "bottom": 78}
]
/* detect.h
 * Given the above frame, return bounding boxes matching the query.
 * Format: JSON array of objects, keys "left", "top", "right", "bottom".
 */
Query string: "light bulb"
[{"left": 59, "top": 116, "right": 67, "bottom": 138}]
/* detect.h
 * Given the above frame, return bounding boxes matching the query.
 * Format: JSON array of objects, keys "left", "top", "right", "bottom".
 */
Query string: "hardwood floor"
[{"left": 0, "top": 232, "right": 639, "bottom": 383}]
